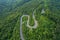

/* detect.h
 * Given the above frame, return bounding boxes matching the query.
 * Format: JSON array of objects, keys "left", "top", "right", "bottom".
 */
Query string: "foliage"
[{"left": 0, "top": 0, "right": 60, "bottom": 40}]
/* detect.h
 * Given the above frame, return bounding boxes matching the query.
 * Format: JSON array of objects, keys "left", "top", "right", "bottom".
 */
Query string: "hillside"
[{"left": 0, "top": 0, "right": 60, "bottom": 40}]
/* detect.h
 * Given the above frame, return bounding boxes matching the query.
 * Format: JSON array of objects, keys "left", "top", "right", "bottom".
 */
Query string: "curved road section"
[
  {"left": 20, "top": 11, "right": 38, "bottom": 40},
  {"left": 20, "top": 8, "right": 45, "bottom": 40}
]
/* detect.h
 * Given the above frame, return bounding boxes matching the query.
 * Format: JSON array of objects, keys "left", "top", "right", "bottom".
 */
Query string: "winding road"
[
  {"left": 20, "top": 8, "right": 45, "bottom": 40},
  {"left": 20, "top": 10, "right": 38, "bottom": 40}
]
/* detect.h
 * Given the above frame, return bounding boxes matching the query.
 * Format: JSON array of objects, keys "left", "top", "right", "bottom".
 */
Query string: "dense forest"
[{"left": 0, "top": 0, "right": 60, "bottom": 40}]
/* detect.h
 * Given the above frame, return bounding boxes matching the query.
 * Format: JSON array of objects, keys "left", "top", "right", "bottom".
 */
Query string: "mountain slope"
[{"left": 0, "top": 0, "right": 60, "bottom": 40}]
